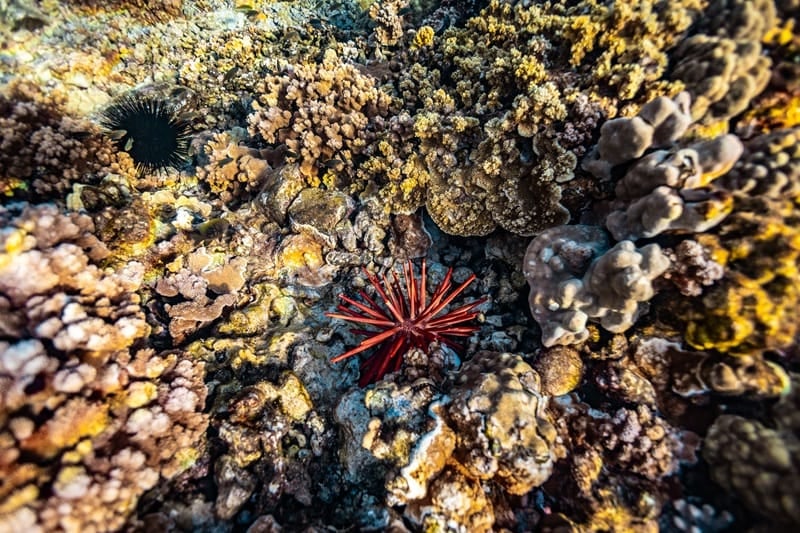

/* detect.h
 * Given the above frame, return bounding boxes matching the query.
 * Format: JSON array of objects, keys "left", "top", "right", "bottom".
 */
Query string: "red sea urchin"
[{"left": 326, "top": 260, "right": 486, "bottom": 386}]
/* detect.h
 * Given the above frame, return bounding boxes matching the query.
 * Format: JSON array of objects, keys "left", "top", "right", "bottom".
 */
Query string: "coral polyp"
[
  {"left": 99, "top": 93, "right": 192, "bottom": 173},
  {"left": 326, "top": 260, "right": 486, "bottom": 386}
]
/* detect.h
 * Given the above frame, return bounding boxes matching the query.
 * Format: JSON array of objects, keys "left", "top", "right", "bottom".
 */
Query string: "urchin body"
[{"left": 99, "top": 93, "right": 191, "bottom": 173}]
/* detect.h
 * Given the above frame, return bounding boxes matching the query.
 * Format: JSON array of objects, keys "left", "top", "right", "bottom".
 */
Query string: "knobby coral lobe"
[{"left": 326, "top": 259, "right": 486, "bottom": 386}]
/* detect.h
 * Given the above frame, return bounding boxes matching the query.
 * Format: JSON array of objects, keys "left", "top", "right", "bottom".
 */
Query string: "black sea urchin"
[{"left": 99, "top": 93, "right": 192, "bottom": 173}]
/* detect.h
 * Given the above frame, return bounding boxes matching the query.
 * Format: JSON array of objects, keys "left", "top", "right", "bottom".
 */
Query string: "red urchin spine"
[{"left": 326, "top": 259, "right": 486, "bottom": 386}]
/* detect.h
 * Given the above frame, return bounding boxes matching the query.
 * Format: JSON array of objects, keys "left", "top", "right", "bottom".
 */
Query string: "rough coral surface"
[
  {"left": 359, "top": 351, "right": 558, "bottom": 531},
  {"left": 0, "top": 81, "right": 133, "bottom": 200},
  {"left": 196, "top": 130, "right": 269, "bottom": 203},
  {"left": 680, "top": 129, "right": 800, "bottom": 356},
  {"left": 703, "top": 375, "right": 800, "bottom": 526},
  {"left": 671, "top": 34, "right": 771, "bottom": 123},
  {"left": 584, "top": 92, "right": 744, "bottom": 241},
  {"left": 604, "top": 135, "right": 742, "bottom": 240},
  {"left": 247, "top": 49, "right": 392, "bottom": 187},
  {"left": 448, "top": 351, "right": 557, "bottom": 494}
]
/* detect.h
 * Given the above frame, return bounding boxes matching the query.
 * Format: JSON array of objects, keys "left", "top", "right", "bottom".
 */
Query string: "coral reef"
[
  {"left": 212, "top": 371, "right": 322, "bottom": 519},
  {"left": 1, "top": 0, "right": 798, "bottom": 530},
  {"left": 604, "top": 134, "right": 741, "bottom": 241},
  {"left": 703, "top": 374, "right": 800, "bottom": 526},
  {"left": 681, "top": 129, "right": 800, "bottom": 355},
  {"left": 64, "top": 0, "right": 186, "bottom": 23},
  {"left": 681, "top": 197, "right": 800, "bottom": 355},
  {"left": 671, "top": 35, "right": 771, "bottom": 124},
  {"left": 585, "top": 92, "right": 744, "bottom": 241},
  {"left": 153, "top": 248, "right": 245, "bottom": 344},
  {"left": 548, "top": 393, "right": 699, "bottom": 531},
  {"left": 0, "top": 204, "right": 207, "bottom": 531}
]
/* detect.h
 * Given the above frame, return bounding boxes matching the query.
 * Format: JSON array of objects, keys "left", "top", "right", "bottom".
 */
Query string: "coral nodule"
[
  {"left": 98, "top": 93, "right": 191, "bottom": 173},
  {"left": 326, "top": 260, "right": 486, "bottom": 387}
]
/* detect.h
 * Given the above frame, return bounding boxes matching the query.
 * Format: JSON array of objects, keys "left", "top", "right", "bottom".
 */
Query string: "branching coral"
[
  {"left": 0, "top": 204, "right": 207, "bottom": 531},
  {"left": 348, "top": 0, "right": 699, "bottom": 235},
  {"left": 247, "top": 49, "right": 392, "bottom": 187},
  {"left": 0, "top": 80, "right": 134, "bottom": 200},
  {"left": 584, "top": 92, "right": 744, "bottom": 241},
  {"left": 523, "top": 225, "right": 670, "bottom": 346},
  {"left": 196, "top": 130, "right": 270, "bottom": 203},
  {"left": 670, "top": 34, "right": 771, "bottom": 124}
]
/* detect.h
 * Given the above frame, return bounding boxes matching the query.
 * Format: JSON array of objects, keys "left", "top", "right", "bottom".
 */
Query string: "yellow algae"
[
  {"left": 125, "top": 381, "right": 158, "bottom": 408},
  {"left": 413, "top": 26, "right": 435, "bottom": 49}
]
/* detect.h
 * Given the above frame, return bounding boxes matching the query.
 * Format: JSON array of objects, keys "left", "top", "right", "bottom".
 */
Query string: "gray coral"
[{"left": 523, "top": 226, "right": 670, "bottom": 346}]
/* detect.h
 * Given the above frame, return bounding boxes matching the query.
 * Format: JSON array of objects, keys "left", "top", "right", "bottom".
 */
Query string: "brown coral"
[
  {"left": 0, "top": 80, "right": 134, "bottom": 201},
  {"left": 704, "top": 377, "right": 800, "bottom": 526},
  {"left": 362, "top": 351, "right": 558, "bottom": 531},
  {"left": 670, "top": 34, "right": 771, "bottom": 123},
  {"left": 247, "top": 49, "right": 392, "bottom": 187},
  {"left": 0, "top": 204, "right": 207, "bottom": 531},
  {"left": 197, "top": 130, "right": 270, "bottom": 203}
]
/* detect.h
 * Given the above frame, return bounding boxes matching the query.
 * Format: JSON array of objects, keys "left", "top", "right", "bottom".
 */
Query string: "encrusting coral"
[
  {"left": 154, "top": 247, "right": 247, "bottom": 344},
  {"left": 545, "top": 388, "right": 699, "bottom": 532},
  {"left": 211, "top": 371, "right": 323, "bottom": 519},
  {"left": 680, "top": 128, "right": 800, "bottom": 355},
  {"left": 361, "top": 351, "right": 558, "bottom": 532}
]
